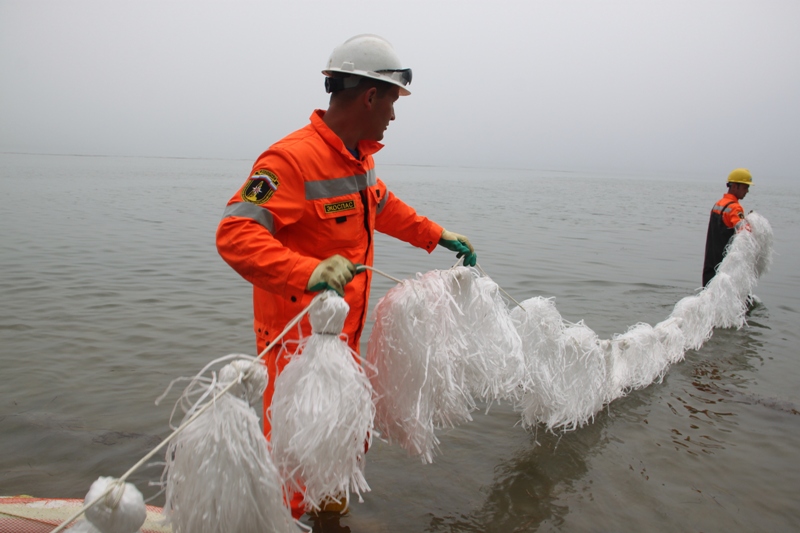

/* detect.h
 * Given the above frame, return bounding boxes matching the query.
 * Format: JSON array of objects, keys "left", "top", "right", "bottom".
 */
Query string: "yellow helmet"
[{"left": 728, "top": 168, "right": 753, "bottom": 186}]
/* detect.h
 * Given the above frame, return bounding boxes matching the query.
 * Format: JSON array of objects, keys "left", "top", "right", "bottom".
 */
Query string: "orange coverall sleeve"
[
  {"left": 722, "top": 202, "right": 748, "bottom": 232},
  {"left": 216, "top": 151, "right": 319, "bottom": 299}
]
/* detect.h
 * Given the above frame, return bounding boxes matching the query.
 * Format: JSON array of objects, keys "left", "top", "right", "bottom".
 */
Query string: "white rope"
[
  {"left": 367, "top": 258, "right": 524, "bottom": 310},
  {"left": 358, "top": 263, "right": 404, "bottom": 284},
  {"left": 476, "top": 263, "right": 524, "bottom": 310},
  {"left": 50, "top": 292, "right": 326, "bottom": 533}
]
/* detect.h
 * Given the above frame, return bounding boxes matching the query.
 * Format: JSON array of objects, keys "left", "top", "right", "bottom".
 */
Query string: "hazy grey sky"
[{"left": 2, "top": 1, "right": 798, "bottom": 180}]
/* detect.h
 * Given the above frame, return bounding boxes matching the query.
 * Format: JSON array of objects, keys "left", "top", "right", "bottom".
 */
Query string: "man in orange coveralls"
[
  {"left": 215, "top": 34, "right": 476, "bottom": 519},
  {"left": 702, "top": 168, "right": 753, "bottom": 287}
]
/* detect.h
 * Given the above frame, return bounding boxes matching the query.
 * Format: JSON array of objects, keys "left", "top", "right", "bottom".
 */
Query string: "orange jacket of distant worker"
[
  {"left": 702, "top": 192, "right": 747, "bottom": 287},
  {"left": 216, "top": 110, "right": 443, "bottom": 422}
]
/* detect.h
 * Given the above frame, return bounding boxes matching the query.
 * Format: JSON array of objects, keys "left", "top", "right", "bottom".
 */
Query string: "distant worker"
[
  {"left": 702, "top": 168, "right": 752, "bottom": 287},
  {"left": 215, "top": 34, "right": 476, "bottom": 518}
]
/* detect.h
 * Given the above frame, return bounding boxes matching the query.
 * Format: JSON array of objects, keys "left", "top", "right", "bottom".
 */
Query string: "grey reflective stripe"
[
  {"left": 305, "top": 169, "right": 376, "bottom": 200},
  {"left": 713, "top": 200, "right": 737, "bottom": 214},
  {"left": 734, "top": 219, "right": 747, "bottom": 231},
  {"left": 221, "top": 202, "right": 275, "bottom": 234},
  {"left": 376, "top": 189, "right": 388, "bottom": 214}
]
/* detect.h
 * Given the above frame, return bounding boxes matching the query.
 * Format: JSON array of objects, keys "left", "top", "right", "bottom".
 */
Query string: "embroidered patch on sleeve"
[{"left": 241, "top": 170, "right": 279, "bottom": 205}]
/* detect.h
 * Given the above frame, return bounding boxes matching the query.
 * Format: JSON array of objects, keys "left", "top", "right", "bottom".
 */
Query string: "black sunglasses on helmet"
[{"left": 377, "top": 68, "right": 412, "bottom": 86}]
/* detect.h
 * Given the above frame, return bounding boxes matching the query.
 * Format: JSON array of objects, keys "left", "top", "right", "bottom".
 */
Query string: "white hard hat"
[{"left": 323, "top": 34, "right": 412, "bottom": 95}]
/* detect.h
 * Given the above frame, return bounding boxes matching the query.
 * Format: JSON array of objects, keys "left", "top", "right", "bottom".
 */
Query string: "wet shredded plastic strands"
[
  {"left": 270, "top": 292, "right": 375, "bottom": 512},
  {"left": 367, "top": 268, "right": 477, "bottom": 463},
  {"left": 455, "top": 270, "right": 526, "bottom": 405},
  {"left": 671, "top": 212, "right": 772, "bottom": 346},
  {"left": 606, "top": 317, "right": 685, "bottom": 400},
  {"left": 514, "top": 212, "right": 773, "bottom": 431},
  {"left": 371, "top": 213, "right": 773, "bottom": 440},
  {"left": 511, "top": 307, "right": 610, "bottom": 432},
  {"left": 51, "top": 294, "right": 327, "bottom": 533},
  {"left": 159, "top": 358, "right": 296, "bottom": 533}
]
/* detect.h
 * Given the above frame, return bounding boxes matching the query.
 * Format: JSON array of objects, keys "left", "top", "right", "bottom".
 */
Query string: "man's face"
[
  {"left": 732, "top": 183, "right": 750, "bottom": 200},
  {"left": 369, "top": 85, "right": 400, "bottom": 141}
]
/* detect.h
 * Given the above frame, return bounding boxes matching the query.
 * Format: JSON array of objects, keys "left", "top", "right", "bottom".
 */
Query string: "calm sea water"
[{"left": 1, "top": 153, "right": 798, "bottom": 532}]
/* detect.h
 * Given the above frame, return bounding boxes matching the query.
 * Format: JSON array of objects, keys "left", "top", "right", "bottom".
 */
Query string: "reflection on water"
[
  {"left": 667, "top": 307, "right": 766, "bottom": 457},
  {"left": 426, "top": 411, "right": 612, "bottom": 533}
]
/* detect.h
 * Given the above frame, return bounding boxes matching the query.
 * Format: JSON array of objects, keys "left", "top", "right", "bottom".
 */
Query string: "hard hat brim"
[{"left": 322, "top": 69, "right": 411, "bottom": 95}]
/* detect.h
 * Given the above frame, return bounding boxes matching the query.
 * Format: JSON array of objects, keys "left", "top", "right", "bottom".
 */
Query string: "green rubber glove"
[
  {"left": 439, "top": 229, "right": 477, "bottom": 267},
  {"left": 307, "top": 255, "right": 356, "bottom": 297}
]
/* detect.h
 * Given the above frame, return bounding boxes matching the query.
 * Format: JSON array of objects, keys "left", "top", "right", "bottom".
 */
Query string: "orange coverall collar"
[{"left": 310, "top": 109, "right": 384, "bottom": 160}]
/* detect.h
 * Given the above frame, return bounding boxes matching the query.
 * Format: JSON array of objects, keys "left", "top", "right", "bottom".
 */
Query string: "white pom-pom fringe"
[
  {"left": 369, "top": 213, "right": 772, "bottom": 440},
  {"left": 455, "top": 271, "right": 525, "bottom": 404},
  {"left": 608, "top": 322, "right": 670, "bottom": 395},
  {"left": 367, "top": 269, "right": 477, "bottom": 463},
  {"left": 270, "top": 292, "right": 375, "bottom": 512},
  {"left": 511, "top": 303, "right": 607, "bottom": 431},
  {"left": 160, "top": 359, "right": 296, "bottom": 533},
  {"left": 671, "top": 212, "right": 773, "bottom": 347}
]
